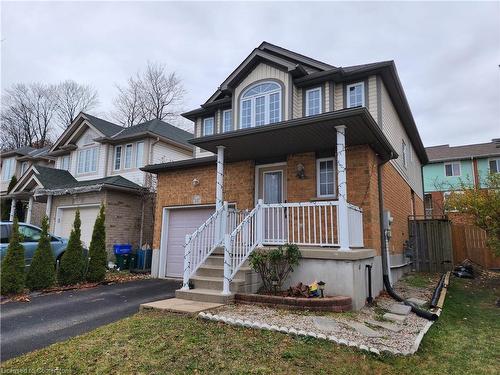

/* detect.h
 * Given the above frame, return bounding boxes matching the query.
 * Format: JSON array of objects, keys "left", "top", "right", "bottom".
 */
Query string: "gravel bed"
[{"left": 208, "top": 274, "right": 439, "bottom": 354}]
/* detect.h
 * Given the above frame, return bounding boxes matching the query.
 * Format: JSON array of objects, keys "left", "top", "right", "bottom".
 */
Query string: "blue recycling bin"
[
  {"left": 113, "top": 244, "right": 132, "bottom": 255},
  {"left": 114, "top": 244, "right": 132, "bottom": 270}
]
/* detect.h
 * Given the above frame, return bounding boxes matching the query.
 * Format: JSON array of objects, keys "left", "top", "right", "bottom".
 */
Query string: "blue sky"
[{"left": 1, "top": 1, "right": 499, "bottom": 146}]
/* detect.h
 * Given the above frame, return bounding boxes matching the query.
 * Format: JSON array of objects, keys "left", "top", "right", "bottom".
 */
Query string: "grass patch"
[
  {"left": 2, "top": 275, "right": 499, "bottom": 374},
  {"left": 402, "top": 273, "right": 435, "bottom": 288}
]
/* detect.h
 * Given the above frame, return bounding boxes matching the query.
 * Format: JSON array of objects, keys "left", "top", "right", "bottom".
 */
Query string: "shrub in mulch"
[
  {"left": 57, "top": 209, "right": 86, "bottom": 286},
  {"left": 86, "top": 204, "right": 107, "bottom": 283},
  {"left": 26, "top": 216, "right": 56, "bottom": 291},
  {"left": 0, "top": 217, "right": 25, "bottom": 295}
]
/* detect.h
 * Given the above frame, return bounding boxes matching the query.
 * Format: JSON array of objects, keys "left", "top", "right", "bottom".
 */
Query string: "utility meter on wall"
[{"left": 383, "top": 210, "right": 394, "bottom": 239}]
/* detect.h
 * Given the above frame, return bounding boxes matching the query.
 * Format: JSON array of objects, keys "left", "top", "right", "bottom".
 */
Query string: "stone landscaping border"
[{"left": 234, "top": 293, "right": 352, "bottom": 312}]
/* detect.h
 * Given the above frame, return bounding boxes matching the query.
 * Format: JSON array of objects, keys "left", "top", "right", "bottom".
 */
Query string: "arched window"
[{"left": 240, "top": 81, "right": 282, "bottom": 128}]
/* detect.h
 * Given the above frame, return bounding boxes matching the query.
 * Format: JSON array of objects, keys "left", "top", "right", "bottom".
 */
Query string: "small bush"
[
  {"left": 57, "top": 209, "right": 86, "bottom": 285},
  {"left": 86, "top": 204, "right": 107, "bottom": 282},
  {"left": 249, "top": 243, "right": 301, "bottom": 293},
  {"left": 26, "top": 216, "right": 56, "bottom": 290},
  {"left": 1, "top": 217, "right": 25, "bottom": 295}
]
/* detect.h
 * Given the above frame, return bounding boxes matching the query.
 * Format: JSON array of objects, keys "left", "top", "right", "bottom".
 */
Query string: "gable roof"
[
  {"left": 426, "top": 142, "right": 500, "bottom": 162},
  {"left": 34, "top": 165, "right": 77, "bottom": 188},
  {"left": 82, "top": 113, "right": 124, "bottom": 137}
]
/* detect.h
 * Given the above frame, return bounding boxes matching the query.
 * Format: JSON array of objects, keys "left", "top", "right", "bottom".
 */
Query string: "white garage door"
[
  {"left": 163, "top": 207, "right": 214, "bottom": 278},
  {"left": 55, "top": 206, "right": 100, "bottom": 248}
]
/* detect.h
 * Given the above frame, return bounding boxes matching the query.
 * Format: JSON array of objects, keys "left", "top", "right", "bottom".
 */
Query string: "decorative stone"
[
  {"left": 251, "top": 322, "right": 261, "bottom": 329},
  {"left": 359, "top": 344, "right": 369, "bottom": 352},
  {"left": 261, "top": 323, "right": 271, "bottom": 330},
  {"left": 199, "top": 312, "right": 207, "bottom": 318},
  {"left": 279, "top": 326, "right": 289, "bottom": 333},
  {"left": 369, "top": 347, "right": 380, "bottom": 355},
  {"left": 338, "top": 339, "right": 348, "bottom": 346},
  {"left": 313, "top": 316, "right": 340, "bottom": 333},
  {"left": 297, "top": 330, "right": 308, "bottom": 336},
  {"left": 365, "top": 319, "right": 403, "bottom": 332},
  {"left": 243, "top": 320, "right": 252, "bottom": 327},
  {"left": 226, "top": 318, "right": 235, "bottom": 324},
  {"left": 383, "top": 313, "right": 407, "bottom": 323},
  {"left": 317, "top": 333, "right": 327, "bottom": 340},
  {"left": 345, "top": 321, "right": 383, "bottom": 338},
  {"left": 388, "top": 304, "right": 412, "bottom": 316},
  {"left": 212, "top": 314, "right": 220, "bottom": 320},
  {"left": 269, "top": 325, "right": 279, "bottom": 331},
  {"left": 348, "top": 341, "right": 358, "bottom": 347},
  {"left": 289, "top": 328, "right": 298, "bottom": 335},
  {"left": 328, "top": 336, "right": 338, "bottom": 343},
  {"left": 307, "top": 332, "right": 317, "bottom": 338},
  {"left": 407, "top": 297, "right": 427, "bottom": 307}
]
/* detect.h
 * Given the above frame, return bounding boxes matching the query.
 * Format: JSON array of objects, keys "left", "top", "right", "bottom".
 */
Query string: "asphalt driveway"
[{"left": 0, "top": 278, "right": 180, "bottom": 361}]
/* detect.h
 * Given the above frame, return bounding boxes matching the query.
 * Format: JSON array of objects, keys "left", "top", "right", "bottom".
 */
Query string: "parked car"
[{"left": 0, "top": 221, "right": 70, "bottom": 268}]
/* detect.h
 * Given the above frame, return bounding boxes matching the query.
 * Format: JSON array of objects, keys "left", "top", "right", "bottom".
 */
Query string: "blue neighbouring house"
[{"left": 422, "top": 140, "right": 500, "bottom": 216}]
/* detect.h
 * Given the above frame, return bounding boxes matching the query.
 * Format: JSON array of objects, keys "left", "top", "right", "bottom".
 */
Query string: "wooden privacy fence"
[
  {"left": 408, "top": 217, "right": 454, "bottom": 273},
  {"left": 451, "top": 224, "right": 500, "bottom": 269}
]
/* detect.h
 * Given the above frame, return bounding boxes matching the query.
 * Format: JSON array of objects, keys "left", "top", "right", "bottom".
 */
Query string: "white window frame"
[
  {"left": 305, "top": 87, "right": 322, "bottom": 116},
  {"left": 77, "top": 146, "right": 98, "bottom": 174},
  {"left": 346, "top": 82, "right": 365, "bottom": 108},
  {"left": 61, "top": 155, "right": 71, "bottom": 171},
  {"left": 316, "top": 157, "right": 336, "bottom": 198},
  {"left": 114, "top": 145, "right": 122, "bottom": 171},
  {"left": 262, "top": 170, "right": 284, "bottom": 204},
  {"left": 222, "top": 109, "right": 232, "bottom": 132},
  {"left": 135, "top": 141, "right": 144, "bottom": 168},
  {"left": 203, "top": 117, "right": 215, "bottom": 136},
  {"left": 124, "top": 143, "right": 133, "bottom": 169},
  {"left": 444, "top": 162, "right": 461, "bottom": 177},
  {"left": 239, "top": 81, "right": 282, "bottom": 129},
  {"left": 20, "top": 161, "right": 29, "bottom": 175},
  {"left": 402, "top": 140, "right": 408, "bottom": 168},
  {"left": 489, "top": 158, "right": 500, "bottom": 174}
]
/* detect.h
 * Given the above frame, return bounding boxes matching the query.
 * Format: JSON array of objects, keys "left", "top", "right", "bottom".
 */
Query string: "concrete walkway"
[{"left": 140, "top": 298, "right": 222, "bottom": 315}]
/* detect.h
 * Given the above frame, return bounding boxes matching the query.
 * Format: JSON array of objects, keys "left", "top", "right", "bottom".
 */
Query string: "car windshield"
[{"left": 18, "top": 225, "right": 42, "bottom": 243}]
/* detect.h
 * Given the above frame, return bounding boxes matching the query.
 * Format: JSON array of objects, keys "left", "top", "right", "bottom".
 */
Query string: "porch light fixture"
[
  {"left": 192, "top": 178, "right": 200, "bottom": 187},
  {"left": 318, "top": 281, "right": 325, "bottom": 298},
  {"left": 296, "top": 163, "right": 305, "bottom": 179}
]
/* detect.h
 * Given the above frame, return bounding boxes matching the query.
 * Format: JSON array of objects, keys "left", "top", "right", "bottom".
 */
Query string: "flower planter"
[{"left": 234, "top": 293, "right": 352, "bottom": 312}]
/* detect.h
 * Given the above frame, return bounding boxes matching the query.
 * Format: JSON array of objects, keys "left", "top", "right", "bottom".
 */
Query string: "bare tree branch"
[{"left": 55, "top": 80, "right": 99, "bottom": 129}]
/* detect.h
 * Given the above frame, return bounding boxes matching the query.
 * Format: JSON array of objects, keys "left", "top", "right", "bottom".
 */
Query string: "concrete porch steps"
[{"left": 175, "top": 288, "right": 235, "bottom": 304}]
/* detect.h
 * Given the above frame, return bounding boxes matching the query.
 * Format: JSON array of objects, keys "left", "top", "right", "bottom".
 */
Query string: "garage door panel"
[
  {"left": 164, "top": 207, "right": 213, "bottom": 278},
  {"left": 55, "top": 206, "right": 100, "bottom": 248}
]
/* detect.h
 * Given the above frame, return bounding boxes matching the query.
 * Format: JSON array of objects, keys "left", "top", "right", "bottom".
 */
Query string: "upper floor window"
[
  {"left": 2, "top": 158, "right": 15, "bottom": 181},
  {"left": 61, "top": 155, "right": 70, "bottom": 171},
  {"left": 203, "top": 117, "right": 214, "bottom": 136},
  {"left": 316, "top": 157, "right": 336, "bottom": 197},
  {"left": 77, "top": 147, "right": 97, "bottom": 174},
  {"left": 223, "top": 110, "right": 232, "bottom": 132},
  {"left": 444, "top": 162, "right": 461, "bottom": 177},
  {"left": 20, "top": 161, "right": 29, "bottom": 175},
  {"left": 489, "top": 158, "right": 499, "bottom": 174},
  {"left": 402, "top": 140, "right": 408, "bottom": 168},
  {"left": 124, "top": 144, "right": 133, "bottom": 169},
  {"left": 114, "top": 146, "right": 122, "bottom": 171},
  {"left": 135, "top": 142, "right": 144, "bottom": 168},
  {"left": 346, "top": 82, "right": 365, "bottom": 108},
  {"left": 240, "top": 81, "right": 281, "bottom": 128},
  {"left": 306, "top": 87, "right": 322, "bottom": 116}
]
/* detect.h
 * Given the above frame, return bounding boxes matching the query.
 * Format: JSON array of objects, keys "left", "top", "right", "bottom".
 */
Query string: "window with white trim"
[
  {"left": 306, "top": 87, "right": 322, "bottom": 116},
  {"left": 135, "top": 142, "right": 144, "bottom": 168},
  {"left": 20, "top": 161, "right": 29, "bottom": 175},
  {"left": 444, "top": 162, "right": 461, "bottom": 177},
  {"left": 316, "top": 157, "right": 336, "bottom": 197},
  {"left": 77, "top": 147, "right": 98, "bottom": 174},
  {"left": 61, "top": 155, "right": 70, "bottom": 171},
  {"left": 203, "top": 117, "right": 214, "bottom": 136},
  {"left": 114, "top": 146, "right": 122, "bottom": 171},
  {"left": 2, "top": 158, "right": 15, "bottom": 181},
  {"left": 346, "top": 82, "right": 365, "bottom": 108},
  {"left": 402, "top": 140, "right": 408, "bottom": 168},
  {"left": 489, "top": 158, "right": 499, "bottom": 174},
  {"left": 223, "top": 110, "right": 232, "bottom": 132},
  {"left": 240, "top": 81, "right": 282, "bottom": 128},
  {"left": 124, "top": 144, "right": 133, "bottom": 169}
]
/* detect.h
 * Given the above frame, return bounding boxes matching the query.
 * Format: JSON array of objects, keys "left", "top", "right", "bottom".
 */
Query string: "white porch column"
[
  {"left": 216, "top": 146, "right": 225, "bottom": 211},
  {"left": 45, "top": 195, "right": 52, "bottom": 220},
  {"left": 336, "top": 125, "right": 350, "bottom": 251},
  {"left": 26, "top": 196, "right": 34, "bottom": 224},
  {"left": 9, "top": 198, "right": 17, "bottom": 221}
]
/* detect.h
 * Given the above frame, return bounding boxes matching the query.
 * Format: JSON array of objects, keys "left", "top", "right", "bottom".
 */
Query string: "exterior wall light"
[
  {"left": 296, "top": 163, "right": 305, "bottom": 179},
  {"left": 192, "top": 178, "right": 200, "bottom": 187}
]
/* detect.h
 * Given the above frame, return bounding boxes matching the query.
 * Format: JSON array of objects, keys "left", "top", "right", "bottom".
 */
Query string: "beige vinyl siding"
[
  {"left": 151, "top": 142, "right": 191, "bottom": 165},
  {"left": 334, "top": 82, "right": 343, "bottom": 110},
  {"left": 324, "top": 82, "right": 330, "bottom": 112},
  {"left": 194, "top": 117, "right": 212, "bottom": 158},
  {"left": 233, "top": 63, "right": 290, "bottom": 128},
  {"left": 293, "top": 86, "right": 302, "bottom": 119},
  {"left": 368, "top": 75, "right": 378, "bottom": 122},
  {"left": 379, "top": 80, "right": 423, "bottom": 198}
]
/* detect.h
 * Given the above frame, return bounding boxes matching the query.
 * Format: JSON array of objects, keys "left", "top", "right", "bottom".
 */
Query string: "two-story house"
[
  {"left": 142, "top": 42, "right": 428, "bottom": 310},
  {"left": 423, "top": 141, "right": 500, "bottom": 218},
  {"left": 7, "top": 112, "right": 193, "bottom": 254},
  {"left": 1, "top": 146, "right": 55, "bottom": 225}
]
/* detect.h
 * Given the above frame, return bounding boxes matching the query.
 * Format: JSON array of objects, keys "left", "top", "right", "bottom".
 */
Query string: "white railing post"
[
  {"left": 216, "top": 146, "right": 225, "bottom": 211},
  {"left": 45, "top": 195, "right": 52, "bottom": 220},
  {"left": 26, "top": 196, "right": 34, "bottom": 224},
  {"left": 256, "top": 199, "right": 264, "bottom": 246},
  {"left": 9, "top": 198, "right": 17, "bottom": 221},
  {"left": 222, "top": 234, "right": 231, "bottom": 295},
  {"left": 219, "top": 201, "right": 228, "bottom": 244},
  {"left": 336, "top": 125, "right": 350, "bottom": 251},
  {"left": 181, "top": 234, "right": 191, "bottom": 290}
]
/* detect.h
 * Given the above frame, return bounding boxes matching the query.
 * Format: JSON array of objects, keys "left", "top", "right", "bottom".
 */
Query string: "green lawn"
[{"left": 2, "top": 275, "right": 499, "bottom": 375}]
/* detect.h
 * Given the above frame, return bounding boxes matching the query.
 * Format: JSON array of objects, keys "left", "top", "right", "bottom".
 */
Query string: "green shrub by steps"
[
  {"left": 86, "top": 204, "right": 107, "bottom": 283},
  {"left": 1, "top": 217, "right": 25, "bottom": 295},
  {"left": 26, "top": 216, "right": 56, "bottom": 290},
  {"left": 57, "top": 209, "right": 86, "bottom": 286}
]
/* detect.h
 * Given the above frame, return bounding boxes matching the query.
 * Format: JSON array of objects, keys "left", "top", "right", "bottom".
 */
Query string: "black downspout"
[
  {"left": 366, "top": 264, "right": 373, "bottom": 304},
  {"left": 377, "top": 161, "right": 439, "bottom": 321}
]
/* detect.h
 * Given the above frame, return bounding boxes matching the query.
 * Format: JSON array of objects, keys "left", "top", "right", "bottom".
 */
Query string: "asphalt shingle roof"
[
  {"left": 58, "top": 175, "right": 142, "bottom": 190},
  {"left": 426, "top": 142, "right": 500, "bottom": 162},
  {"left": 83, "top": 113, "right": 124, "bottom": 137},
  {"left": 112, "top": 119, "right": 193, "bottom": 148},
  {"left": 34, "top": 166, "right": 76, "bottom": 188}
]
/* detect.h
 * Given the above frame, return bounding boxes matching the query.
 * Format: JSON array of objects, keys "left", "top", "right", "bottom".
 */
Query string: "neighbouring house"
[
  {"left": 142, "top": 42, "right": 428, "bottom": 310},
  {"left": 1, "top": 146, "right": 55, "bottom": 225},
  {"left": 6, "top": 112, "right": 193, "bottom": 256},
  {"left": 422, "top": 141, "right": 500, "bottom": 219}
]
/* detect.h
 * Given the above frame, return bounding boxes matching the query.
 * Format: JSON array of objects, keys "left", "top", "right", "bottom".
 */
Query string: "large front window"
[
  {"left": 240, "top": 81, "right": 282, "bottom": 128},
  {"left": 77, "top": 147, "right": 98, "bottom": 174}
]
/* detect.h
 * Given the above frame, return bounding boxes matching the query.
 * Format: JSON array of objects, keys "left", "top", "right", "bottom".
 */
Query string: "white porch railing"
[{"left": 348, "top": 203, "right": 364, "bottom": 248}]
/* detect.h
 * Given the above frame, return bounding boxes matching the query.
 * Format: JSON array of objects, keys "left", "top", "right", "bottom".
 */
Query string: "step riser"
[
  {"left": 203, "top": 256, "right": 250, "bottom": 267},
  {"left": 175, "top": 289, "right": 234, "bottom": 304},
  {"left": 195, "top": 267, "right": 255, "bottom": 280}
]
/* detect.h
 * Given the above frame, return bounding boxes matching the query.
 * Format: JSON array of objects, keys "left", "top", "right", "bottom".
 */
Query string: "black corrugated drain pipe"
[
  {"left": 430, "top": 273, "right": 446, "bottom": 308},
  {"left": 377, "top": 161, "right": 439, "bottom": 321}
]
